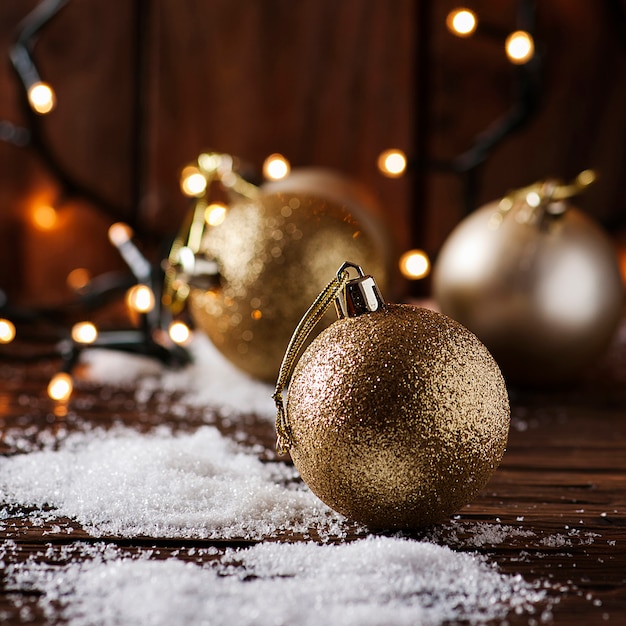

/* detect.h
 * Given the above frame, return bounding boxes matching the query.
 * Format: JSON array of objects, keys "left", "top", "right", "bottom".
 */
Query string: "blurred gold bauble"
[
  {"left": 188, "top": 191, "right": 391, "bottom": 382},
  {"left": 285, "top": 301, "right": 510, "bottom": 530},
  {"left": 262, "top": 167, "right": 397, "bottom": 289},
  {"left": 262, "top": 166, "right": 385, "bottom": 222},
  {"left": 432, "top": 177, "right": 625, "bottom": 385}
]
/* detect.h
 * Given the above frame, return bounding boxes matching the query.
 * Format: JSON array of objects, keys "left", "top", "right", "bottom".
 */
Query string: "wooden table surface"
[{"left": 1, "top": 319, "right": 625, "bottom": 625}]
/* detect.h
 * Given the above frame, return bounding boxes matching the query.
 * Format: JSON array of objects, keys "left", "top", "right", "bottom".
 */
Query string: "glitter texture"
[
  {"left": 189, "top": 191, "right": 390, "bottom": 382},
  {"left": 286, "top": 304, "right": 510, "bottom": 529}
]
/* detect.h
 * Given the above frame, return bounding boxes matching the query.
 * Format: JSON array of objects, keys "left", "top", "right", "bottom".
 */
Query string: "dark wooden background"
[{"left": 1, "top": 0, "right": 625, "bottom": 306}]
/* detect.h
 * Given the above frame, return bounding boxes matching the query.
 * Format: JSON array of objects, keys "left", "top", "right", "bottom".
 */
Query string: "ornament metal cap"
[{"left": 334, "top": 261, "right": 385, "bottom": 319}]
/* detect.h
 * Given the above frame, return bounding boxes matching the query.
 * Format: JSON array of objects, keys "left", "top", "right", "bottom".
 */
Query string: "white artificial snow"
[
  {"left": 3, "top": 537, "right": 548, "bottom": 626},
  {"left": 81, "top": 334, "right": 276, "bottom": 420},
  {"left": 0, "top": 425, "right": 347, "bottom": 540},
  {"left": 0, "top": 326, "right": 558, "bottom": 624}
]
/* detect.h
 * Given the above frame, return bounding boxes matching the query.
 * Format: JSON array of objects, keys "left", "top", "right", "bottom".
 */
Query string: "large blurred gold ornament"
[
  {"left": 262, "top": 166, "right": 397, "bottom": 290},
  {"left": 262, "top": 166, "right": 385, "bottom": 222},
  {"left": 432, "top": 171, "right": 625, "bottom": 385},
  {"left": 166, "top": 154, "right": 392, "bottom": 382},
  {"left": 274, "top": 263, "right": 510, "bottom": 530}
]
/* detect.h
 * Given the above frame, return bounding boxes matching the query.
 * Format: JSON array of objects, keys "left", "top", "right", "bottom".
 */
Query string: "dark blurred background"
[{"left": 1, "top": 0, "right": 625, "bottom": 306}]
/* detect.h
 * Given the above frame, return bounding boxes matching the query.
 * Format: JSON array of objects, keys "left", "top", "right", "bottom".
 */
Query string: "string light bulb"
[
  {"left": 126, "top": 284, "right": 155, "bottom": 313},
  {"left": 66, "top": 268, "right": 91, "bottom": 291},
  {"left": 0, "top": 319, "right": 16, "bottom": 343},
  {"left": 505, "top": 30, "right": 535, "bottom": 64},
  {"left": 205, "top": 202, "right": 228, "bottom": 226},
  {"left": 263, "top": 153, "right": 291, "bottom": 181},
  {"left": 168, "top": 320, "right": 192, "bottom": 345},
  {"left": 31, "top": 203, "right": 58, "bottom": 230},
  {"left": 446, "top": 8, "right": 478, "bottom": 37},
  {"left": 71, "top": 321, "right": 98, "bottom": 344},
  {"left": 27, "top": 81, "right": 56, "bottom": 114},
  {"left": 377, "top": 149, "right": 407, "bottom": 178},
  {"left": 180, "top": 166, "right": 208, "bottom": 197},
  {"left": 108, "top": 222, "right": 133, "bottom": 247},
  {"left": 399, "top": 249, "right": 431, "bottom": 280},
  {"left": 47, "top": 372, "right": 73, "bottom": 402}
]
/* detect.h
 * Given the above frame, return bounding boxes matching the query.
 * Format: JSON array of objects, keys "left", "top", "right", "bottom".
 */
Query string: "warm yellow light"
[
  {"left": 48, "top": 372, "right": 73, "bottom": 402},
  {"left": 0, "top": 319, "right": 16, "bottom": 343},
  {"left": 126, "top": 284, "right": 155, "bottom": 313},
  {"left": 108, "top": 222, "right": 133, "bottom": 247},
  {"left": 263, "top": 154, "right": 291, "bottom": 181},
  {"left": 205, "top": 202, "right": 227, "bottom": 226},
  {"left": 27, "top": 82, "right": 56, "bottom": 114},
  {"left": 180, "top": 166, "right": 208, "bottom": 197},
  {"left": 71, "top": 321, "right": 98, "bottom": 344},
  {"left": 399, "top": 249, "right": 431, "bottom": 280},
  {"left": 31, "top": 204, "right": 58, "bottom": 230},
  {"left": 446, "top": 8, "right": 477, "bottom": 37},
  {"left": 168, "top": 320, "right": 192, "bottom": 345},
  {"left": 66, "top": 267, "right": 91, "bottom": 291},
  {"left": 377, "top": 149, "right": 407, "bottom": 178},
  {"left": 525, "top": 191, "right": 541, "bottom": 208},
  {"left": 505, "top": 30, "right": 535, "bottom": 64}
]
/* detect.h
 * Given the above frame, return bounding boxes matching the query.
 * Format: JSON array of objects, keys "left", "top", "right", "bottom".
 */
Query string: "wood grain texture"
[{"left": 0, "top": 0, "right": 625, "bottom": 304}]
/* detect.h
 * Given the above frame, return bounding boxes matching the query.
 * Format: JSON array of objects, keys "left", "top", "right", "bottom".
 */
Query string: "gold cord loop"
[
  {"left": 273, "top": 269, "right": 352, "bottom": 454},
  {"left": 497, "top": 168, "right": 596, "bottom": 215}
]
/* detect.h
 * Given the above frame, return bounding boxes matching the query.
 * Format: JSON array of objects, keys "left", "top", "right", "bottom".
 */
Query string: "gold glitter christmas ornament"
[
  {"left": 432, "top": 171, "right": 625, "bottom": 385},
  {"left": 188, "top": 190, "right": 391, "bottom": 382},
  {"left": 274, "top": 263, "right": 510, "bottom": 529},
  {"left": 262, "top": 166, "right": 388, "bottom": 227}
]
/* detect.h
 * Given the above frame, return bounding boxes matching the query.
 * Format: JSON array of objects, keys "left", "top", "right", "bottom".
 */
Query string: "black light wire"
[{"left": 1, "top": 0, "right": 191, "bottom": 376}]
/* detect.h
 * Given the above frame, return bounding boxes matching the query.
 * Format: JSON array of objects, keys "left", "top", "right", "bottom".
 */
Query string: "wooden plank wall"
[{"left": 0, "top": 0, "right": 624, "bottom": 306}]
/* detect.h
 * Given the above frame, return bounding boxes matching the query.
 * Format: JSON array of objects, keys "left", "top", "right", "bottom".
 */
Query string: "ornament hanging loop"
[
  {"left": 495, "top": 168, "right": 597, "bottom": 228},
  {"left": 273, "top": 266, "right": 353, "bottom": 454},
  {"left": 273, "top": 262, "right": 386, "bottom": 454}
]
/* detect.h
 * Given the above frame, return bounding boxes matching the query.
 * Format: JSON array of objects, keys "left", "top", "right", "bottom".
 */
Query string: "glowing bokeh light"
[
  {"left": 525, "top": 191, "right": 541, "bottom": 208},
  {"left": 71, "top": 321, "right": 98, "bottom": 344},
  {"left": 263, "top": 154, "right": 291, "bottom": 181},
  {"left": 180, "top": 166, "right": 208, "bottom": 197},
  {"left": 0, "top": 319, "right": 16, "bottom": 343},
  {"left": 205, "top": 202, "right": 228, "bottom": 226},
  {"left": 505, "top": 30, "right": 535, "bottom": 64},
  {"left": 377, "top": 149, "right": 407, "bottom": 178},
  {"left": 108, "top": 222, "right": 133, "bottom": 246},
  {"left": 27, "top": 82, "right": 56, "bottom": 114},
  {"left": 446, "top": 9, "right": 478, "bottom": 37},
  {"left": 47, "top": 372, "right": 73, "bottom": 401},
  {"left": 126, "top": 284, "right": 155, "bottom": 313},
  {"left": 31, "top": 204, "right": 58, "bottom": 230},
  {"left": 66, "top": 267, "right": 91, "bottom": 291},
  {"left": 168, "top": 320, "right": 192, "bottom": 345},
  {"left": 399, "top": 249, "right": 431, "bottom": 280}
]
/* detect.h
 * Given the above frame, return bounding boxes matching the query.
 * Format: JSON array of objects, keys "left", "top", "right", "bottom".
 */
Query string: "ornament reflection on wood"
[
  {"left": 166, "top": 154, "right": 392, "bottom": 382},
  {"left": 273, "top": 262, "right": 510, "bottom": 529},
  {"left": 433, "top": 171, "right": 625, "bottom": 385}
]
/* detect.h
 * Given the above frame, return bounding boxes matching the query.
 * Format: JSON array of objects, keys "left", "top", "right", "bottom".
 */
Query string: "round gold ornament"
[
  {"left": 432, "top": 172, "right": 625, "bottom": 385},
  {"left": 262, "top": 166, "right": 387, "bottom": 224},
  {"left": 274, "top": 263, "right": 510, "bottom": 530},
  {"left": 188, "top": 189, "right": 391, "bottom": 382}
]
